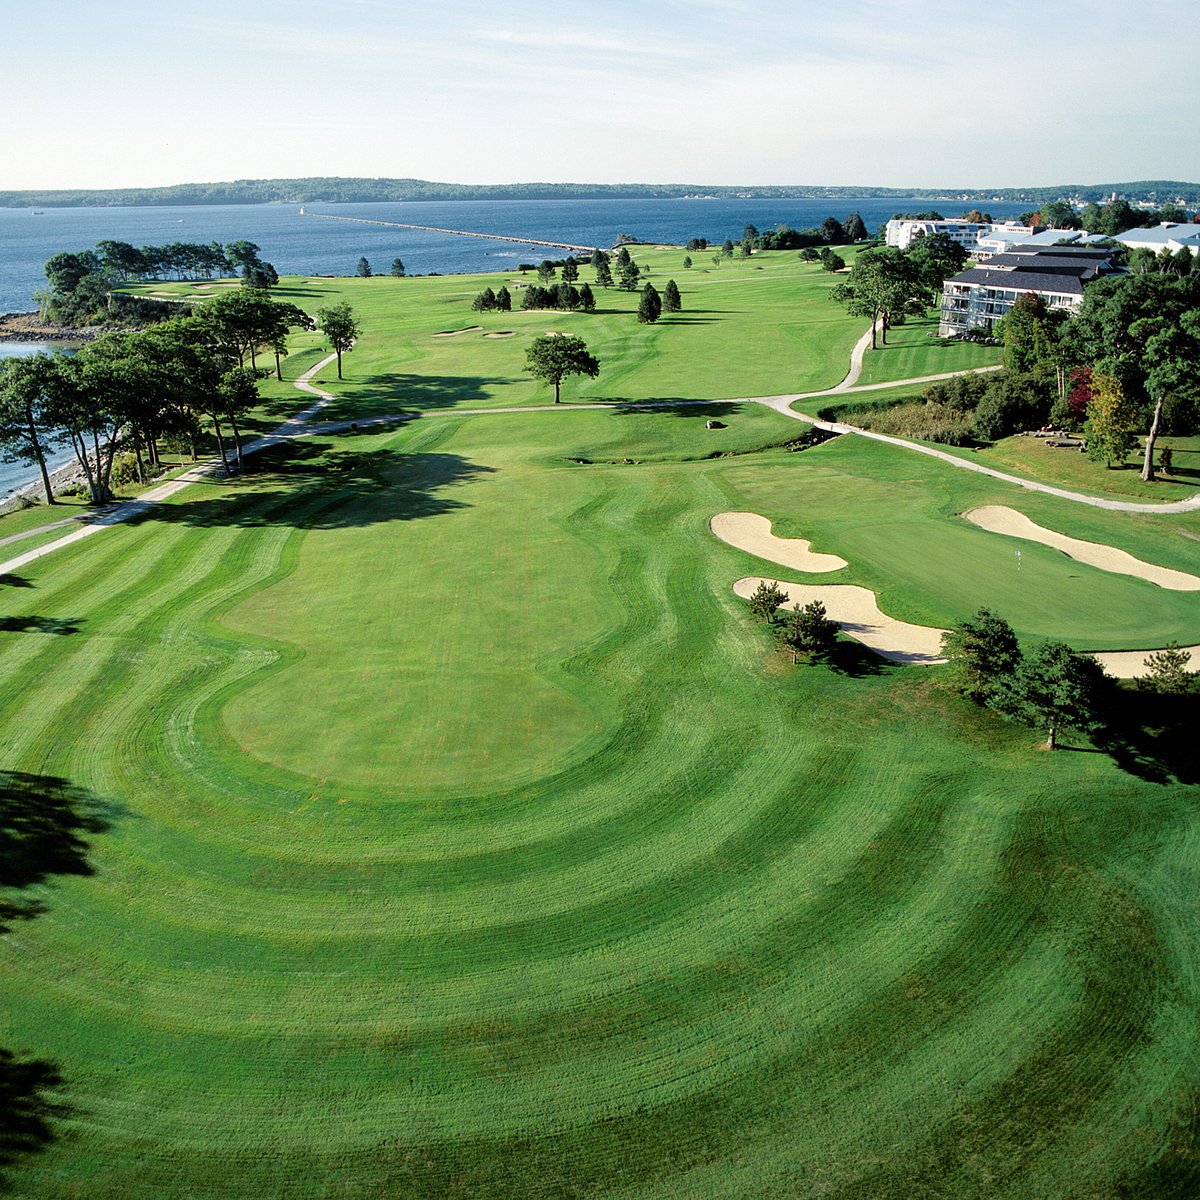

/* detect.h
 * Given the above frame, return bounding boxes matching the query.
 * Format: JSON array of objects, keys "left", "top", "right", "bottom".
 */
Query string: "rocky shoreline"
[{"left": 0, "top": 312, "right": 98, "bottom": 343}]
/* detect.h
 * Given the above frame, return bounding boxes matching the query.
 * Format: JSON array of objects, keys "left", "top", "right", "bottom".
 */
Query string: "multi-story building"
[
  {"left": 938, "top": 246, "right": 1115, "bottom": 337},
  {"left": 884, "top": 218, "right": 988, "bottom": 250}
]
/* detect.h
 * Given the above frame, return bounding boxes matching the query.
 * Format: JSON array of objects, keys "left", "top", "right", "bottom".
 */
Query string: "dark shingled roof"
[{"left": 950, "top": 269, "right": 1087, "bottom": 294}]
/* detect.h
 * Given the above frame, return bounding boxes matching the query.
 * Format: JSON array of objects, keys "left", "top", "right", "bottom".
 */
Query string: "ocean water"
[{"left": 0, "top": 196, "right": 1030, "bottom": 316}]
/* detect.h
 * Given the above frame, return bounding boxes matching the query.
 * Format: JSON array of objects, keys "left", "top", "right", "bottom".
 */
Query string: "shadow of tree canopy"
[
  {"left": 323, "top": 373, "right": 513, "bottom": 415},
  {"left": 0, "top": 576, "right": 33, "bottom": 589},
  {"left": 0, "top": 771, "right": 117, "bottom": 1187},
  {"left": 1093, "top": 688, "right": 1200, "bottom": 786},
  {"left": 126, "top": 442, "right": 496, "bottom": 531},
  {"left": 609, "top": 401, "right": 741, "bottom": 419},
  {"left": 0, "top": 1049, "right": 69, "bottom": 1188},
  {"left": 0, "top": 616, "right": 83, "bottom": 636},
  {"left": 0, "top": 771, "right": 114, "bottom": 931}
]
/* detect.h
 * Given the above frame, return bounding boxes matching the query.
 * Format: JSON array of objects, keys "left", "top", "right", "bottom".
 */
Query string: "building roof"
[
  {"left": 949, "top": 269, "right": 1087, "bottom": 295},
  {"left": 1113, "top": 223, "right": 1200, "bottom": 251}
]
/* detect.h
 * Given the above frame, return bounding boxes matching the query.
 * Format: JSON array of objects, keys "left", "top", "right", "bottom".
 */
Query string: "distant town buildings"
[
  {"left": 1111, "top": 222, "right": 1200, "bottom": 256},
  {"left": 938, "top": 246, "right": 1117, "bottom": 337}
]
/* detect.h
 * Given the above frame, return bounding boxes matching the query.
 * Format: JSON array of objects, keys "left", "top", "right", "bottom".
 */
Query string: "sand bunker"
[
  {"left": 1092, "top": 645, "right": 1198, "bottom": 677},
  {"left": 964, "top": 506, "right": 1200, "bottom": 591},
  {"left": 484, "top": 331, "right": 516, "bottom": 339},
  {"left": 711, "top": 512, "right": 848, "bottom": 573},
  {"left": 433, "top": 325, "right": 482, "bottom": 338},
  {"left": 733, "top": 577, "right": 948, "bottom": 665}
]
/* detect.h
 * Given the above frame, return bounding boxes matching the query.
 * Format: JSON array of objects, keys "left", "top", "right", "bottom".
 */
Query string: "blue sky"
[{"left": 5, "top": 0, "right": 1195, "bottom": 190}]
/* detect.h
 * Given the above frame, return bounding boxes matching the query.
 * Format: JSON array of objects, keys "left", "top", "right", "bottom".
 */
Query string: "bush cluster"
[{"left": 839, "top": 371, "right": 1053, "bottom": 446}]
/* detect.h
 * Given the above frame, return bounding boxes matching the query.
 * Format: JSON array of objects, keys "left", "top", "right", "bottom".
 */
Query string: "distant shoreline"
[{"left": 3, "top": 176, "right": 1198, "bottom": 210}]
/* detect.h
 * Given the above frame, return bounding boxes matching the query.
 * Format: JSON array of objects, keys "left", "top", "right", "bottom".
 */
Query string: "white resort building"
[{"left": 937, "top": 246, "right": 1116, "bottom": 337}]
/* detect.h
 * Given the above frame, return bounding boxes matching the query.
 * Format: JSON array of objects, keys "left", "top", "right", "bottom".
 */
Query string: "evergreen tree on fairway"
[
  {"left": 779, "top": 600, "right": 839, "bottom": 664},
  {"left": 389, "top": 258, "right": 405, "bottom": 277},
  {"left": 638, "top": 283, "right": 662, "bottom": 324},
  {"left": 618, "top": 259, "right": 641, "bottom": 292},
  {"left": 356, "top": 257, "right": 372, "bottom": 278},
  {"left": 941, "top": 608, "right": 1021, "bottom": 704},
  {"left": 495, "top": 286, "right": 511, "bottom": 312},
  {"left": 561, "top": 260, "right": 579, "bottom": 283},
  {"left": 595, "top": 258, "right": 613, "bottom": 288},
  {"left": 683, "top": 255, "right": 692, "bottom": 270},
  {"left": 999, "top": 640, "right": 1109, "bottom": 750},
  {"left": 748, "top": 580, "right": 787, "bottom": 624},
  {"left": 578, "top": 283, "right": 596, "bottom": 312},
  {"left": 663, "top": 280, "right": 681, "bottom": 313}
]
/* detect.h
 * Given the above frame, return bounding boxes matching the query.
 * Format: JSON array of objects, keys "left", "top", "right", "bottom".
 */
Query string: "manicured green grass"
[
  {"left": 122, "top": 250, "right": 867, "bottom": 423},
  {"left": 944, "top": 433, "right": 1200, "bottom": 501},
  {"left": 852, "top": 311, "right": 1002, "bottom": 386},
  {"left": 2, "top": 404, "right": 1198, "bottom": 1199}
]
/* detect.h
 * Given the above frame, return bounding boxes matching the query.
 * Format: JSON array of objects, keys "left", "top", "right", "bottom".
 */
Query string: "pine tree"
[
  {"left": 619, "top": 259, "right": 641, "bottom": 292},
  {"left": 578, "top": 283, "right": 596, "bottom": 312},
  {"left": 389, "top": 258, "right": 405, "bottom": 277},
  {"left": 662, "top": 279, "right": 681, "bottom": 314},
  {"left": 595, "top": 258, "right": 613, "bottom": 288},
  {"left": 495, "top": 286, "right": 512, "bottom": 312},
  {"left": 637, "top": 283, "right": 662, "bottom": 324},
  {"left": 356, "top": 257, "right": 372, "bottom": 278},
  {"left": 561, "top": 260, "right": 579, "bottom": 283},
  {"left": 682, "top": 255, "right": 692, "bottom": 270}
]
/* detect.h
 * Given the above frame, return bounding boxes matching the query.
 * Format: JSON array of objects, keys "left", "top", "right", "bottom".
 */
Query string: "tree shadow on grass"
[
  {"left": 127, "top": 442, "right": 496, "bottom": 532},
  {"left": 0, "top": 770, "right": 120, "bottom": 1188},
  {"left": 0, "top": 616, "right": 83, "bottom": 635},
  {"left": 0, "top": 770, "right": 117, "bottom": 931},
  {"left": 1092, "top": 688, "right": 1200, "bottom": 786},
  {"left": 826, "top": 639, "right": 887, "bottom": 677},
  {"left": 609, "top": 401, "right": 741, "bottom": 419},
  {"left": 0, "top": 1049, "right": 69, "bottom": 1191},
  {"left": 0, "top": 576, "right": 33, "bottom": 589},
  {"left": 320, "top": 373, "right": 513, "bottom": 418}
]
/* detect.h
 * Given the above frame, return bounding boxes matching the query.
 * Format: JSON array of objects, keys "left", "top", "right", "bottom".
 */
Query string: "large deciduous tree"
[
  {"left": 316, "top": 303, "right": 360, "bottom": 380},
  {"left": 524, "top": 335, "right": 599, "bottom": 404},
  {"left": 1064, "top": 273, "right": 1200, "bottom": 480},
  {"left": 905, "top": 231, "right": 969, "bottom": 293},
  {"left": 830, "top": 248, "right": 932, "bottom": 349},
  {"left": 0, "top": 355, "right": 60, "bottom": 504}
]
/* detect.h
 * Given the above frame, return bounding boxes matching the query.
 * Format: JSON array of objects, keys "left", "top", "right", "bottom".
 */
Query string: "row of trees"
[
  {"left": 0, "top": 291, "right": 325, "bottom": 502},
  {"left": 996, "top": 273, "right": 1200, "bottom": 479},
  {"left": 40, "top": 240, "right": 281, "bottom": 325}
]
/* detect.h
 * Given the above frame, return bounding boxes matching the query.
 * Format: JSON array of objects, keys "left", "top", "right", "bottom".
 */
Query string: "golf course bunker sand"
[
  {"left": 1092, "top": 645, "right": 1199, "bottom": 678},
  {"left": 964, "top": 506, "right": 1200, "bottom": 591},
  {"left": 733, "top": 577, "right": 949, "bottom": 665},
  {"left": 433, "top": 325, "right": 482, "bottom": 338},
  {"left": 712, "top": 512, "right": 848, "bottom": 573},
  {"left": 484, "top": 331, "right": 516, "bottom": 339}
]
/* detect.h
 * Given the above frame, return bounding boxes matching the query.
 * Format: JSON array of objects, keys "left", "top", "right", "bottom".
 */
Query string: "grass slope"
[{"left": 1, "top": 407, "right": 1198, "bottom": 1198}]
